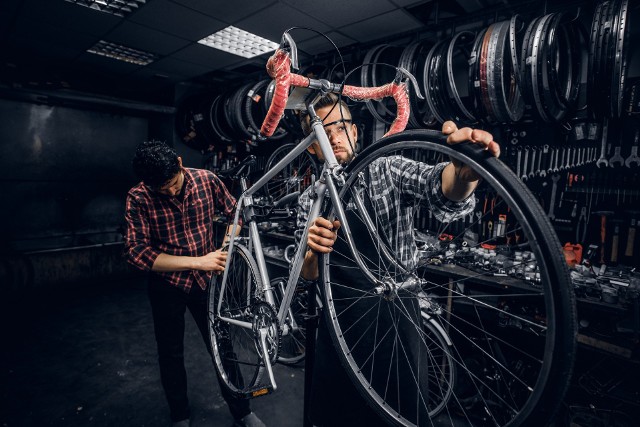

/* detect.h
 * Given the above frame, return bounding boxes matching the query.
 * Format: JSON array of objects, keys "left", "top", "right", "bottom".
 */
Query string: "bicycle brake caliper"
[{"left": 396, "top": 66, "right": 424, "bottom": 100}]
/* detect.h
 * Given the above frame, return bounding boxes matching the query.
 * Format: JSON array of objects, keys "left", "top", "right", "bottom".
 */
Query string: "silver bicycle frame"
[{"left": 215, "top": 111, "right": 384, "bottom": 330}]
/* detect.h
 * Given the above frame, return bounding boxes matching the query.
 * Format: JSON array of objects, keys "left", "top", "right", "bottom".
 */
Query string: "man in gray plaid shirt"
[
  {"left": 296, "top": 93, "right": 501, "bottom": 427},
  {"left": 297, "top": 93, "right": 501, "bottom": 280}
]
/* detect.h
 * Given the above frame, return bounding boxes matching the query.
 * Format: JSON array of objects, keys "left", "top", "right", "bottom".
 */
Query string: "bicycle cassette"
[{"left": 251, "top": 301, "right": 281, "bottom": 364}]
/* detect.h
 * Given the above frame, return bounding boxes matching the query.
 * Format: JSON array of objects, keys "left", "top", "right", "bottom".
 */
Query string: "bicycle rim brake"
[{"left": 321, "top": 130, "right": 576, "bottom": 427}]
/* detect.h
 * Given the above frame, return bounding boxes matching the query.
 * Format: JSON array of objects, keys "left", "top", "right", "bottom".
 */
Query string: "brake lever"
[
  {"left": 395, "top": 66, "right": 424, "bottom": 100},
  {"left": 280, "top": 32, "right": 299, "bottom": 71}
]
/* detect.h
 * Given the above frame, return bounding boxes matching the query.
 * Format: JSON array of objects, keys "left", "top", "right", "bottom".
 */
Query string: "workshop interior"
[{"left": 1, "top": 0, "right": 640, "bottom": 426}]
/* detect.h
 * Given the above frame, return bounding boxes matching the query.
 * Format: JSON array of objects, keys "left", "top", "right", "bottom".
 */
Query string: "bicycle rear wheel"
[
  {"left": 271, "top": 277, "right": 308, "bottom": 364},
  {"left": 321, "top": 130, "right": 576, "bottom": 426},
  {"left": 208, "top": 243, "right": 267, "bottom": 397}
]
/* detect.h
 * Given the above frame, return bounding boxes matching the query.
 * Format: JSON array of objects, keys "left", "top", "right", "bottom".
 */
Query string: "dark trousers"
[{"left": 147, "top": 275, "right": 251, "bottom": 422}]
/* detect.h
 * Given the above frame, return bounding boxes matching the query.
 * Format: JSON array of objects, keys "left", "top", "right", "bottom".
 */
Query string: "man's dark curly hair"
[
  {"left": 299, "top": 93, "right": 352, "bottom": 136},
  {"left": 132, "top": 140, "right": 181, "bottom": 187}
]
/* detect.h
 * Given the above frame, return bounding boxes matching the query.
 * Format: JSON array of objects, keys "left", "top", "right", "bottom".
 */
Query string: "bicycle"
[{"left": 208, "top": 30, "right": 576, "bottom": 427}]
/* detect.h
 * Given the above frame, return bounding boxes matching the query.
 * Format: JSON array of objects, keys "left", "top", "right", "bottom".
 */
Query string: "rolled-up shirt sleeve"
[
  {"left": 382, "top": 156, "right": 475, "bottom": 222},
  {"left": 210, "top": 174, "right": 238, "bottom": 222},
  {"left": 422, "top": 162, "right": 476, "bottom": 222},
  {"left": 124, "top": 194, "right": 161, "bottom": 271}
]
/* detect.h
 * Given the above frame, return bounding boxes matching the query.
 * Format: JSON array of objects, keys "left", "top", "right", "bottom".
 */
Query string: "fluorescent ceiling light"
[
  {"left": 198, "top": 26, "right": 279, "bottom": 58},
  {"left": 65, "top": 0, "right": 147, "bottom": 17},
  {"left": 87, "top": 40, "right": 157, "bottom": 65}
]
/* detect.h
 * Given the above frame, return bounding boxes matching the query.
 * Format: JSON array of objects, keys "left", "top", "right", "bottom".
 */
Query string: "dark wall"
[{"left": 1, "top": 98, "right": 149, "bottom": 252}]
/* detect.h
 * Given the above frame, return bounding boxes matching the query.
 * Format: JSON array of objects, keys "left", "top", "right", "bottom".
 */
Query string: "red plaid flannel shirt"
[{"left": 124, "top": 168, "right": 236, "bottom": 292}]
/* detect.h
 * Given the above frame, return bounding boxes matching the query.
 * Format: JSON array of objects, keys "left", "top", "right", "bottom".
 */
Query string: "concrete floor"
[
  {"left": 2, "top": 276, "right": 640, "bottom": 427},
  {"left": 1, "top": 277, "right": 304, "bottom": 427}
]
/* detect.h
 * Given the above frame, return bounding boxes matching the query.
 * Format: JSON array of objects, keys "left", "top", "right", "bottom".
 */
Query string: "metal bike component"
[{"left": 445, "top": 31, "right": 478, "bottom": 124}]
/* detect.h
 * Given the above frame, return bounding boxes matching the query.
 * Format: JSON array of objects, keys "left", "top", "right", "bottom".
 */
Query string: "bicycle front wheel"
[
  {"left": 208, "top": 243, "right": 267, "bottom": 397},
  {"left": 321, "top": 130, "right": 576, "bottom": 426}
]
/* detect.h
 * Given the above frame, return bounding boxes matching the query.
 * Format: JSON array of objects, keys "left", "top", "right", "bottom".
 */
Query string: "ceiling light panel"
[
  {"left": 87, "top": 40, "right": 158, "bottom": 65},
  {"left": 198, "top": 26, "right": 279, "bottom": 58},
  {"left": 65, "top": 0, "right": 148, "bottom": 17}
]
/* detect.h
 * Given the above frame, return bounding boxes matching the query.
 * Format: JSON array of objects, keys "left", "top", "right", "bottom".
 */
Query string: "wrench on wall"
[{"left": 596, "top": 118, "right": 609, "bottom": 168}]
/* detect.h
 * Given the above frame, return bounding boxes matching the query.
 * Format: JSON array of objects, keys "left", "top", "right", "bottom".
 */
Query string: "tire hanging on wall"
[
  {"left": 520, "top": 12, "right": 585, "bottom": 123},
  {"left": 243, "top": 79, "right": 288, "bottom": 141},
  {"left": 361, "top": 44, "right": 404, "bottom": 125},
  {"left": 399, "top": 40, "right": 438, "bottom": 128},
  {"left": 175, "top": 94, "right": 214, "bottom": 151}
]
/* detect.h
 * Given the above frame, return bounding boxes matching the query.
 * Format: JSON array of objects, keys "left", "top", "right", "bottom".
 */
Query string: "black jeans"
[{"left": 147, "top": 275, "right": 250, "bottom": 422}]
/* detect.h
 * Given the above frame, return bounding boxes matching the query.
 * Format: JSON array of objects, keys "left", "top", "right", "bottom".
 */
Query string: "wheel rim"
[
  {"left": 272, "top": 277, "right": 307, "bottom": 364},
  {"left": 322, "top": 131, "right": 575, "bottom": 426}
]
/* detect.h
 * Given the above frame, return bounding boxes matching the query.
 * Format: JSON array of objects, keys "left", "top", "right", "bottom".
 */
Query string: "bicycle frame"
[{"left": 217, "top": 100, "right": 375, "bottom": 331}]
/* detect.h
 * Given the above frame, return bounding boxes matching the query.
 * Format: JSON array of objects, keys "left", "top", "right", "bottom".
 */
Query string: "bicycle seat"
[
  {"left": 218, "top": 155, "right": 257, "bottom": 179},
  {"left": 273, "top": 191, "right": 300, "bottom": 208}
]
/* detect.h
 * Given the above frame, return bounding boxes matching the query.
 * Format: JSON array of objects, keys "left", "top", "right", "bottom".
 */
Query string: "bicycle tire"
[
  {"left": 208, "top": 243, "right": 267, "bottom": 397},
  {"left": 271, "top": 277, "right": 307, "bottom": 365},
  {"left": 321, "top": 130, "right": 576, "bottom": 426},
  {"left": 264, "top": 143, "right": 319, "bottom": 202}
]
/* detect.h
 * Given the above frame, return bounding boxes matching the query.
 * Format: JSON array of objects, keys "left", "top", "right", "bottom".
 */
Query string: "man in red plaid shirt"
[{"left": 125, "top": 140, "right": 264, "bottom": 427}]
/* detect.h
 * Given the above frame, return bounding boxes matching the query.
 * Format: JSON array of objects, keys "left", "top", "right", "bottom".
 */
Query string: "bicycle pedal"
[{"left": 243, "top": 385, "right": 275, "bottom": 399}]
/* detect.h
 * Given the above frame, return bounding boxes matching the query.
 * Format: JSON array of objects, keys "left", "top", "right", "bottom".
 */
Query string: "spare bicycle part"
[
  {"left": 521, "top": 12, "right": 584, "bottom": 122},
  {"left": 399, "top": 40, "right": 437, "bottom": 128}
]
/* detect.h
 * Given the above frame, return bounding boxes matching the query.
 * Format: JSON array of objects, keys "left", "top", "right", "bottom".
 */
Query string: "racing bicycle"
[{"left": 208, "top": 29, "right": 576, "bottom": 427}]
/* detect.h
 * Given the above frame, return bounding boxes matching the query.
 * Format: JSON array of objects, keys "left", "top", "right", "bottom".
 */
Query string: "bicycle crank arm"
[{"left": 258, "top": 328, "right": 277, "bottom": 391}]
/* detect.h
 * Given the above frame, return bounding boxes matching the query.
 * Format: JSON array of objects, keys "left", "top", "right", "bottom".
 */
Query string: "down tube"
[{"left": 276, "top": 179, "right": 327, "bottom": 323}]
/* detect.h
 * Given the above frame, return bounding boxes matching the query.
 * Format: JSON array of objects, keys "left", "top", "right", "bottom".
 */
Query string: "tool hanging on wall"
[
  {"left": 548, "top": 174, "right": 561, "bottom": 221},
  {"left": 576, "top": 206, "right": 588, "bottom": 244},
  {"left": 596, "top": 118, "right": 610, "bottom": 168},
  {"left": 610, "top": 222, "right": 621, "bottom": 265},
  {"left": 625, "top": 129, "right": 640, "bottom": 168},
  {"left": 593, "top": 210, "right": 614, "bottom": 265},
  {"left": 624, "top": 215, "right": 637, "bottom": 259}
]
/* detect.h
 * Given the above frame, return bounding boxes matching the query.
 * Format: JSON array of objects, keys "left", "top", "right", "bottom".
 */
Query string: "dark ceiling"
[{"left": 0, "top": 0, "right": 538, "bottom": 105}]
